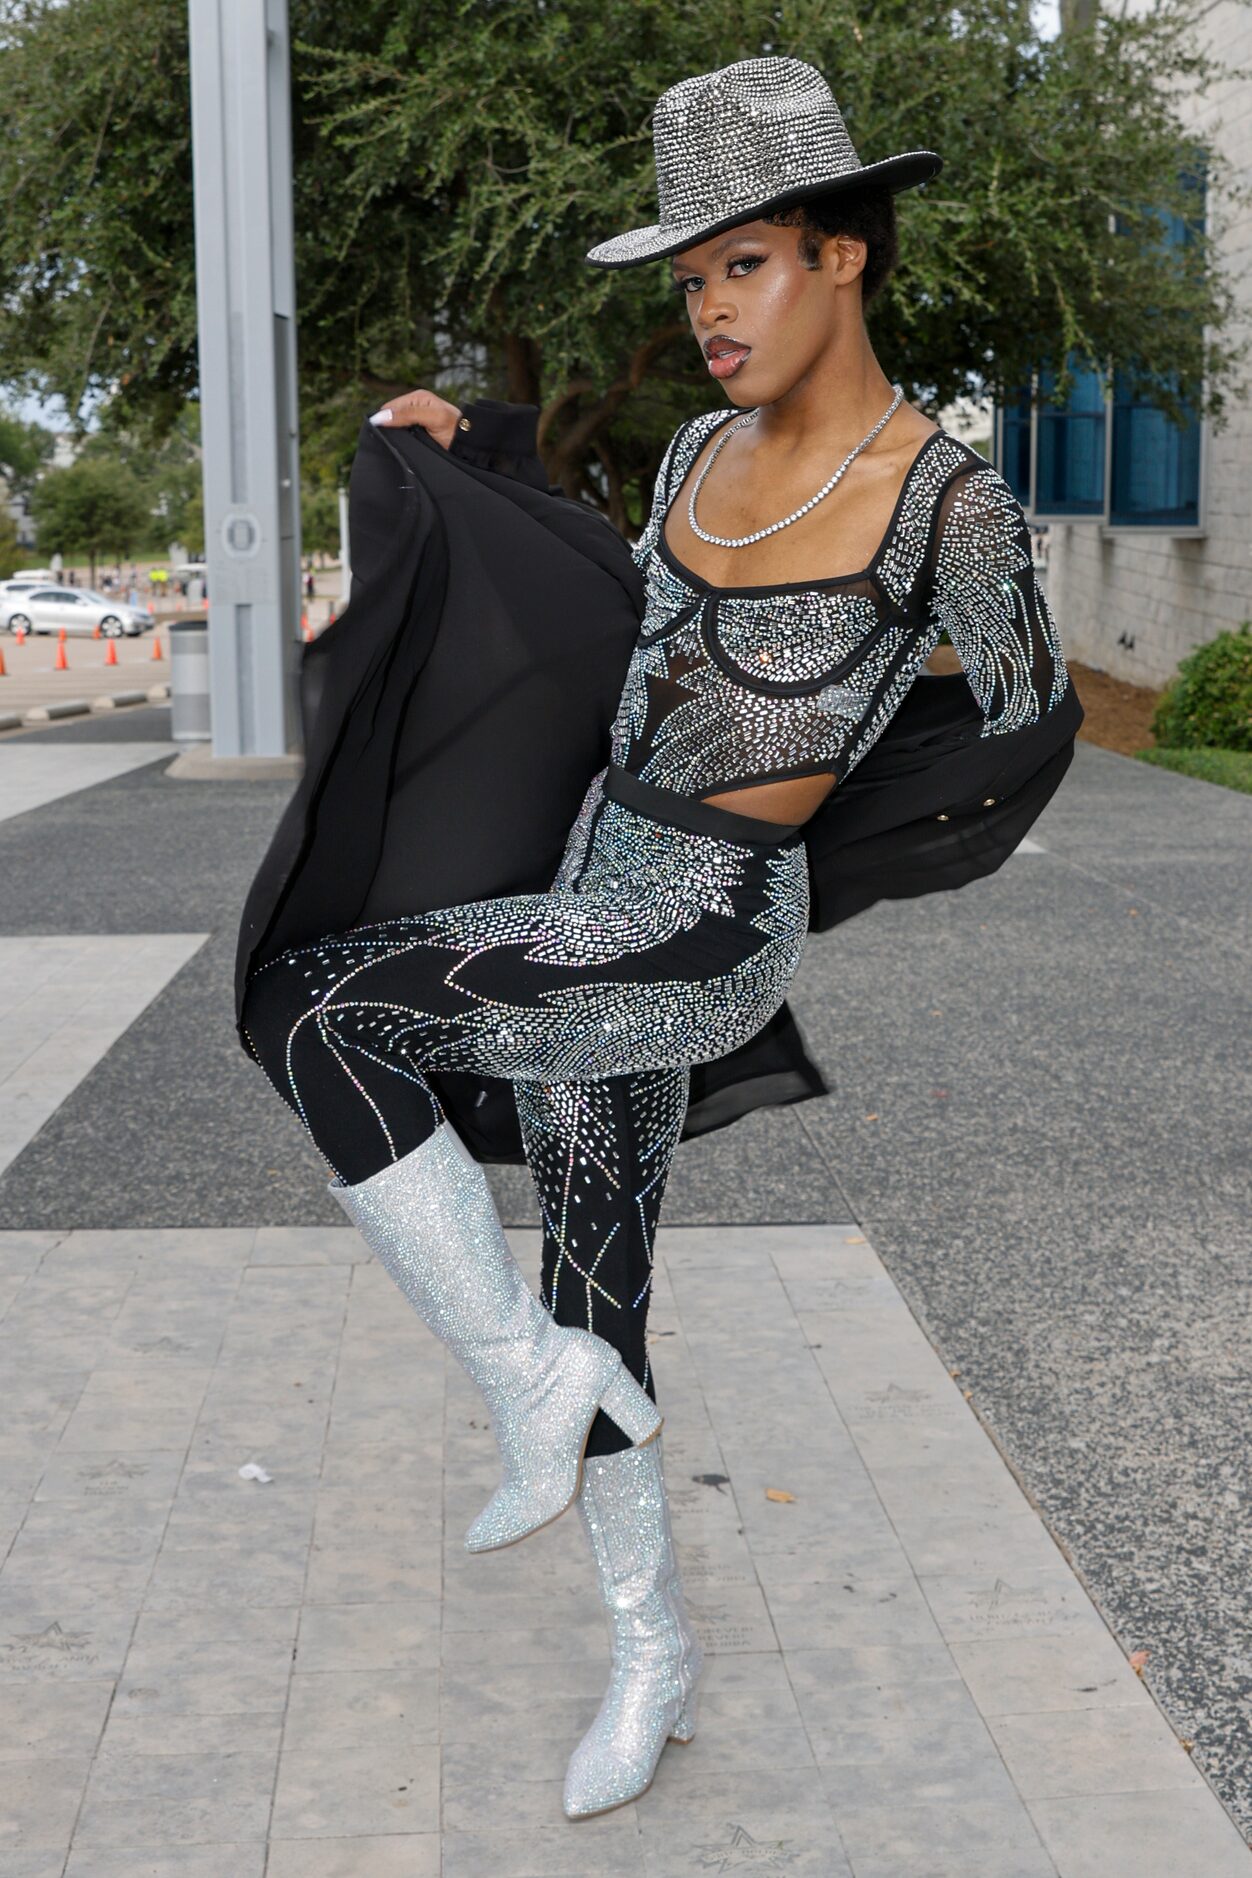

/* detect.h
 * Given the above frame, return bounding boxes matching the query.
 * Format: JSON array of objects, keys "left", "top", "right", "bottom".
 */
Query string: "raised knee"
[{"left": 240, "top": 955, "right": 317, "bottom": 1080}]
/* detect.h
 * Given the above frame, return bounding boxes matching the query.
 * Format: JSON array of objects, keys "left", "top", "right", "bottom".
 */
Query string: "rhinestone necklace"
[{"left": 688, "top": 383, "right": 906, "bottom": 549}]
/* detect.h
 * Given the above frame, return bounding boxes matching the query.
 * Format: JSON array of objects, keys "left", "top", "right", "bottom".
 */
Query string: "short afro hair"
[{"left": 763, "top": 185, "right": 898, "bottom": 308}]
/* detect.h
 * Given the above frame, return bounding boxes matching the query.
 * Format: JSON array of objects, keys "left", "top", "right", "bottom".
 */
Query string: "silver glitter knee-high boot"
[
  {"left": 329, "top": 1119, "right": 662, "bottom": 1552},
  {"left": 564, "top": 1436, "right": 704, "bottom": 1818}
]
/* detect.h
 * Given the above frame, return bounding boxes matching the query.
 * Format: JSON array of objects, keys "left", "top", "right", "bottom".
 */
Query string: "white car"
[{"left": 1, "top": 587, "right": 152, "bottom": 637}]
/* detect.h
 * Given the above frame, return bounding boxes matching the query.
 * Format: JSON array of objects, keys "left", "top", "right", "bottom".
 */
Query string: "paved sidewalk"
[
  {"left": 1, "top": 710, "right": 1250, "bottom": 1863},
  {"left": 3, "top": 1222, "right": 1245, "bottom": 1877},
  {"left": 0, "top": 937, "right": 206, "bottom": 1178},
  {"left": 0, "top": 744, "right": 178, "bottom": 824}
]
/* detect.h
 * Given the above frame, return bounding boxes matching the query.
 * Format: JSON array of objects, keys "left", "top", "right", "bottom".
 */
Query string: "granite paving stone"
[
  {"left": 266, "top": 1838, "right": 440, "bottom": 1878},
  {"left": 1026, "top": 1788, "right": 1252, "bottom": 1877},
  {"left": 63, "top": 1850, "right": 268, "bottom": 1878}
]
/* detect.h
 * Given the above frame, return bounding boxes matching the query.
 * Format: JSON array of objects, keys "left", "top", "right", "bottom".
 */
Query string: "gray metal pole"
[
  {"left": 188, "top": 0, "right": 302, "bottom": 759},
  {"left": 338, "top": 485, "right": 352, "bottom": 607}
]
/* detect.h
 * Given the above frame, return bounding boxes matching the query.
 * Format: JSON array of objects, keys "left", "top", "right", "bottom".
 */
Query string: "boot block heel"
[{"left": 598, "top": 1364, "right": 663, "bottom": 1446}]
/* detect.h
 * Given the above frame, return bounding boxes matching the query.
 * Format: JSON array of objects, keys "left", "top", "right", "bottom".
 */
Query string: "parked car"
[{"left": 1, "top": 587, "right": 152, "bottom": 637}]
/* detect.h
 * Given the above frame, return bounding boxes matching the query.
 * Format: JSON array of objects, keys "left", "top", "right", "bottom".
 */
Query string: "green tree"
[
  {"left": 0, "top": 410, "right": 55, "bottom": 502},
  {"left": 0, "top": 0, "right": 1247, "bottom": 528},
  {"left": 30, "top": 458, "right": 151, "bottom": 585},
  {"left": 84, "top": 412, "right": 206, "bottom": 557},
  {"left": 0, "top": 507, "right": 22, "bottom": 580},
  {"left": 301, "top": 477, "right": 341, "bottom": 558}
]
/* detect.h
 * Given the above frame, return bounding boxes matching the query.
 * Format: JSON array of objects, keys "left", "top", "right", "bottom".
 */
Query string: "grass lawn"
[{"left": 1135, "top": 747, "right": 1252, "bottom": 794}]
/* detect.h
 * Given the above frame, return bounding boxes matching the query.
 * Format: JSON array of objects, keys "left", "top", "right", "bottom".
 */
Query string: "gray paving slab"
[
  {"left": 0, "top": 742, "right": 176, "bottom": 821},
  {"left": 1, "top": 1222, "right": 1247, "bottom": 1875}
]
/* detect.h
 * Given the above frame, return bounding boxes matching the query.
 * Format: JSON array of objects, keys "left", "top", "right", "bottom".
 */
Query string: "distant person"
[{"left": 305, "top": 569, "right": 316, "bottom": 601}]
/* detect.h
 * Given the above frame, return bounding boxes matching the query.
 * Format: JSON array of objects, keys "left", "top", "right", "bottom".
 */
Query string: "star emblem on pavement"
[
  {"left": 693, "top": 1824, "right": 802, "bottom": 1871},
  {"left": 82, "top": 1459, "right": 149, "bottom": 1481},
  {"left": 7, "top": 1621, "right": 92, "bottom": 1656}
]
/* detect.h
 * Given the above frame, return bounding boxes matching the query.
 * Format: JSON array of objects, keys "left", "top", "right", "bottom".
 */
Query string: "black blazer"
[{"left": 234, "top": 401, "right": 1082, "bottom": 1161}]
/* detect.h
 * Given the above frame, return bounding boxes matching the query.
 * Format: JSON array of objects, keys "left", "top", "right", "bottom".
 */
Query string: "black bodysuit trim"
[
  {"left": 656, "top": 425, "right": 950, "bottom": 599},
  {"left": 703, "top": 593, "right": 911, "bottom": 698}
]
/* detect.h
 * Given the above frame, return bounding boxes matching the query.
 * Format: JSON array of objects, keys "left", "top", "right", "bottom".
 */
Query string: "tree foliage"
[
  {"left": 0, "top": 507, "right": 22, "bottom": 580},
  {"left": 0, "top": 410, "right": 55, "bottom": 500},
  {"left": 0, "top": 0, "right": 1247, "bottom": 528},
  {"left": 30, "top": 457, "right": 152, "bottom": 582}
]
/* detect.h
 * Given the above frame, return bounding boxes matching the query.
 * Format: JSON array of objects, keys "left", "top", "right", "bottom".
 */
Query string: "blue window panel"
[
  {"left": 1000, "top": 386, "right": 1032, "bottom": 505},
  {"left": 1110, "top": 371, "right": 1200, "bottom": 526},
  {"left": 1035, "top": 355, "right": 1105, "bottom": 515},
  {"left": 1107, "top": 160, "right": 1204, "bottom": 527}
]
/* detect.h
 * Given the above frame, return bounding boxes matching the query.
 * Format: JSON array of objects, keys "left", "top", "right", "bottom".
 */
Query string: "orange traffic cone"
[
  {"left": 12, "top": 623, "right": 23, "bottom": 647},
  {"left": 104, "top": 638, "right": 119, "bottom": 666},
  {"left": 151, "top": 631, "right": 163, "bottom": 660},
  {"left": 55, "top": 636, "right": 69, "bottom": 671},
  {"left": 301, "top": 615, "right": 313, "bottom": 643},
  {"left": 0, "top": 645, "right": 6, "bottom": 677},
  {"left": 92, "top": 620, "right": 101, "bottom": 640}
]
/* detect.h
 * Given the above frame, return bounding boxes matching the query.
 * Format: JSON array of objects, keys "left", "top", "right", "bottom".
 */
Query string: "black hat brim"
[{"left": 586, "top": 150, "right": 943, "bottom": 270}]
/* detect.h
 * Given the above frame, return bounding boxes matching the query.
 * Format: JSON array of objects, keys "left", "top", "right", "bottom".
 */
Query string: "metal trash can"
[{"left": 169, "top": 615, "right": 210, "bottom": 743}]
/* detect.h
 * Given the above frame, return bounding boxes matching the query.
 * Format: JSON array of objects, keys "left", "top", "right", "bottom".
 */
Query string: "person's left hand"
[{"left": 368, "top": 388, "right": 463, "bottom": 451}]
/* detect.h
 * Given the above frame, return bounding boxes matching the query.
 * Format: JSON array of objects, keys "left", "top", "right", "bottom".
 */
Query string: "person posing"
[{"left": 239, "top": 57, "right": 1071, "bottom": 1821}]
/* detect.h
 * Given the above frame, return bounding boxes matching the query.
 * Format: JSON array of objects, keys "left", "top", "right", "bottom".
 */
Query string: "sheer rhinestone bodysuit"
[
  {"left": 242, "top": 408, "right": 1068, "bottom": 1455},
  {"left": 615, "top": 410, "right": 1069, "bottom": 809}
]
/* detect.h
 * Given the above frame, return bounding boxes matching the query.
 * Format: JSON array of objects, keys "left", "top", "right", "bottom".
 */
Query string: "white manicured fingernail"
[{"left": 368, "top": 408, "right": 393, "bottom": 426}]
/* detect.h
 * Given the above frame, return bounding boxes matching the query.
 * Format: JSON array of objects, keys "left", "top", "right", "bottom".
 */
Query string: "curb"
[
  {"left": 165, "top": 747, "right": 303, "bottom": 781},
  {"left": 22, "top": 699, "right": 91, "bottom": 724},
  {"left": 8, "top": 687, "right": 169, "bottom": 730}
]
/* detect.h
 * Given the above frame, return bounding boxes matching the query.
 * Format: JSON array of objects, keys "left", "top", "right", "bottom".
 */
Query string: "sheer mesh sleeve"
[{"left": 927, "top": 460, "right": 1069, "bottom": 735}]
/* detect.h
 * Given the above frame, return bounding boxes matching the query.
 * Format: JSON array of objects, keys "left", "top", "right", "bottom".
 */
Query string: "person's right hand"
[{"left": 369, "top": 388, "right": 463, "bottom": 452}]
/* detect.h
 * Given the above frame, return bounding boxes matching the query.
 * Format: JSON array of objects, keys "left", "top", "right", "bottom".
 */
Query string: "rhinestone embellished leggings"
[{"left": 241, "top": 766, "right": 808, "bottom": 1453}]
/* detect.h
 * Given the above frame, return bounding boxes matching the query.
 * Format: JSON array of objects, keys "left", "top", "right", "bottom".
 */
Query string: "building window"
[
  {"left": 993, "top": 157, "right": 1206, "bottom": 532},
  {"left": 999, "top": 387, "right": 1032, "bottom": 507},
  {"left": 1035, "top": 356, "right": 1105, "bottom": 517},
  {"left": 1109, "top": 366, "right": 1200, "bottom": 526}
]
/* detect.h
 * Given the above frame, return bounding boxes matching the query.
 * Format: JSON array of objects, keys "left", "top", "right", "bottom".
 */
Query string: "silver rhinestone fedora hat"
[{"left": 586, "top": 56, "right": 942, "bottom": 271}]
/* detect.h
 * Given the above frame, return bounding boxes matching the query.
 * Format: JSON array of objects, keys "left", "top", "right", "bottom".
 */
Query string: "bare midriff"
[{"left": 701, "top": 772, "right": 835, "bottom": 825}]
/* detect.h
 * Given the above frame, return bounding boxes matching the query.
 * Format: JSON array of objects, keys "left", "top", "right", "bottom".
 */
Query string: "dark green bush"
[{"left": 1150, "top": 623, "right": 1252, "bottom": 752}]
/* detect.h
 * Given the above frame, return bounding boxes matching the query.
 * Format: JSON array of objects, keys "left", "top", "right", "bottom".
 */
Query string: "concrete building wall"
[{"left": 1042, "top": 0, "right": 1252, "bottom": 688}]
